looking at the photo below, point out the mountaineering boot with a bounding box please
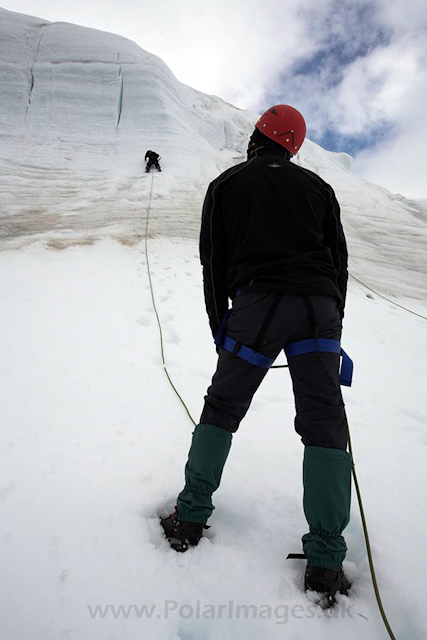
[305,565,351,607]
[160,506,206,552]
[176,423,233,523]
[302,446,352,570]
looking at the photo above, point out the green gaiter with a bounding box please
[177,423,232,523]
[302,445,352,571]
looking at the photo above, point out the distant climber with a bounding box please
[145,150,161,173]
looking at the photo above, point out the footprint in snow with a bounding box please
[166,330,180,345]
[0,481,17,502]
[161,313,174,323]
[136,316,152,326]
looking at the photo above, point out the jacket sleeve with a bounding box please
[199,180,229,338]
[323,187,348,318]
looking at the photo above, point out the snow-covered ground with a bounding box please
[1,237,426,640]
[1,7,427,640]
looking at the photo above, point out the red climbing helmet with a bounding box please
[255,105,306,155]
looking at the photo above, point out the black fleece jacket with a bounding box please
[199,148,348,338]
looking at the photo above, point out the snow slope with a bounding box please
[1,8,427,640]
[1,239,426,640]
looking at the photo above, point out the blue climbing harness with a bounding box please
[214,300,353,387]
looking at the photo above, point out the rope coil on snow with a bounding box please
[143,174,397,638]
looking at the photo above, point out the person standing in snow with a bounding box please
[161,105,351,602]
[145,150,162,173]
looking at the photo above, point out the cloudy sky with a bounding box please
[3,0,427,198]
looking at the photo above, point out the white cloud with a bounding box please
[330,41,421,134]
[352,47,427,198]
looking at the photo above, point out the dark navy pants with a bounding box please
[146,160,161,171]
[200,293,348,450]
